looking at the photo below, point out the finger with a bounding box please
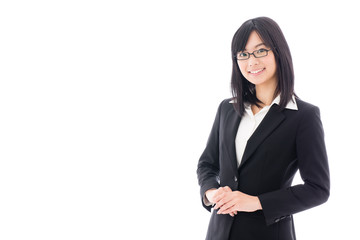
[228,211,237,217]
[215,186,231,197]
[213,192,227,204]
[212,192,222,202]
[214,186,232,202]
[213,195,222,204]
[219,189,233,199]
[214,192,232,209]
[213,200,223,210]
[220,205,237,215]
[214,197,226,209]
[217,199,236,214]
[212,188,222,200]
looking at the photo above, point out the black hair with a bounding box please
[230,17,295,116]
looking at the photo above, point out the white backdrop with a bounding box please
[1,0,359,239]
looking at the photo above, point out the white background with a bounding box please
[0,0,359,239]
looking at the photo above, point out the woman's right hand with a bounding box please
[205,186,237,217]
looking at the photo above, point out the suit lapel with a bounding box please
[239,104,285,169]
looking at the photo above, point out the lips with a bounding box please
[248,68,265,74]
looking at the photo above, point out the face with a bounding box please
[237,31,277,88]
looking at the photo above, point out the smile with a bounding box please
[248,68,265,74]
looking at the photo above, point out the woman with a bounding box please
[197,17,330,240]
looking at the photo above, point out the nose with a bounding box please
[248,54,259,67]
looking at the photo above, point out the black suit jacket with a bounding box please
[197,98,330,240]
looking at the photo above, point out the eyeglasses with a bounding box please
[235,48,272,60]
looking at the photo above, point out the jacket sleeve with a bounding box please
[258,105,330,226]
[197,100,225,212]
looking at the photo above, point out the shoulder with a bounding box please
[218,97,237,113]
[294,98,323,127]
[295,97,320,113]
[211,97,239,120]
[282,98,322,126]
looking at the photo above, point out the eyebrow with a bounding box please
[243,43,266,51]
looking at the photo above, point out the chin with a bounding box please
[247,79,267,86]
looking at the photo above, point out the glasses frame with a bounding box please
[235,49,272,60]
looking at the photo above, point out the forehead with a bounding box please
[244,31,265,50]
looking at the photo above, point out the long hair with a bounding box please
[230,17,295,116]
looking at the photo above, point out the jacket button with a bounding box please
[234,176,237,182]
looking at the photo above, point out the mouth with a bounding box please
[248,68,265,74]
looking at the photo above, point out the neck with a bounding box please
[255,80,278,106]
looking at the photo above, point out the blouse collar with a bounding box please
[229,95,298,111]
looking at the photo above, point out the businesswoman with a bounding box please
[197,17,330,240]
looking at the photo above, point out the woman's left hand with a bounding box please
[213,189,262,214]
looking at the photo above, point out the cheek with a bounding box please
[265,56,277,72]
[237,62,247,76]
[267,62,277,76]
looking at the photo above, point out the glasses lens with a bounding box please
[237,52,249,60]
[254,49,268,58]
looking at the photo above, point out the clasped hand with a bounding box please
[205,186,262,217]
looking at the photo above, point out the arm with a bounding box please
[258,106,330,226]
[197,100,224,211]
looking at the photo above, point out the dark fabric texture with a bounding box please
[197,98,330,240]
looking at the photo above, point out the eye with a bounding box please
[256,48,267,54]
[255,48,269,57]
[237,52,249,59]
